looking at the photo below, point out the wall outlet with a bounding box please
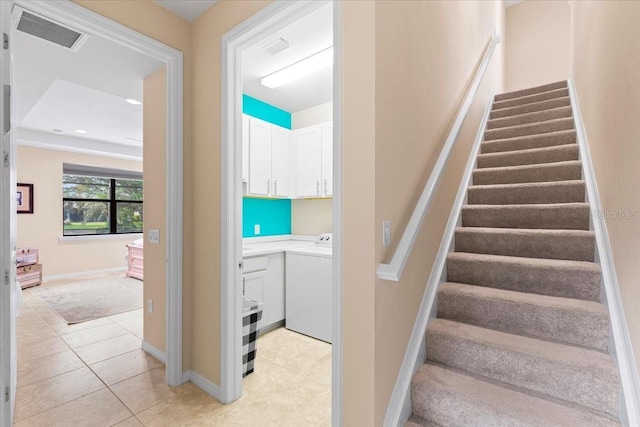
[148,229,160,244]
[254,224,260,235]
[383,220,391,247]
[148,299,153,314]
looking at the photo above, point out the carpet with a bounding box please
[31,274,143,324]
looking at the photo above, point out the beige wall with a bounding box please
[371,1,505,424]
[16,146,142,277]
[506,0,570,92]
[143,67,167,351]
[291,199,332,236]
[291,102,333,129]
[73,0,193,368]
[571,0,640,374]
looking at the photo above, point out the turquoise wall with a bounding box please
[242,94,291,129]
[242,95,292,237]
[243,198,291,237]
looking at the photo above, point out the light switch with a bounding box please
[383,220,391,247]
[148,229,160,244]
[254,224,260,235]
[148,298,153,313]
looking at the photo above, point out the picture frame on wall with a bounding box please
[17,183,34,214]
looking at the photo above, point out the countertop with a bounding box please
[242,238,315,257]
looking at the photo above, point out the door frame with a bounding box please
[220,1,343,424]
[5,0,185,387]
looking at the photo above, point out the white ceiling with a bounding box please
[243,3,333,113]
[13,14,164,156]
[153,0,218,22]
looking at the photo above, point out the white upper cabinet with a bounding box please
[295,126,323,197]
[271,126,291,197]
[245,116,290,198]
[248,117,272,196]
[321,123,333,197]
[242,115,250,182]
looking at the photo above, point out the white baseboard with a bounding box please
[43,266,127,283]
[568,78,640,426]
[141,341,167,365]
[187,370,224,402]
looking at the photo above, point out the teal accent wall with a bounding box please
[242,94,291,129]
[243,198,291,237]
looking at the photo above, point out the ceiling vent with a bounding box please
[263,37,291,56]
[12,6,90,52]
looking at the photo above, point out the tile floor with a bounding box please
[15,282,332,426]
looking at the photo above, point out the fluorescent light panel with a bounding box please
[261,47,333,89]
[126,99,142,105]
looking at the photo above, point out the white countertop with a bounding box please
[242,236,315,257]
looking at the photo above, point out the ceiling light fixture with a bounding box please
[53,129,64,134]
[126,99,142,105]
[75,129,87,134]
[261,46,333,89]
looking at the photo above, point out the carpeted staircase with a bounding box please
[407,81,622,426]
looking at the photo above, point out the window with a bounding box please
[62,165,143,236]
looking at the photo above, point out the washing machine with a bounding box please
[285,233,332,343]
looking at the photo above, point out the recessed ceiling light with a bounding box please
[126,99,142,105]
[75,129,87,134]
[53,129,63,133]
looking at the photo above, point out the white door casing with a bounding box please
[0,1,17,423]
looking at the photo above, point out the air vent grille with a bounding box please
[14,8,88,51]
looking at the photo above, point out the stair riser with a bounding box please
[446,255,601,301]
[437,286,609,351]
[426,329,619,416]
[487,107,572,130]
[468,182,585,205]
[495,81,568,102]
[462,205,591,230]
[477,145,579,168]
[473,162,582,185]
[490,97,571,119]
[455,229,595,262]
[481,131,576,154]
[484,118,574,141]
[493,88,570,110]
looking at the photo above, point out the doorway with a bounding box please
[1,1,184,423]
[221,1,342,425]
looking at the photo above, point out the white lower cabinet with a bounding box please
[242,252,285,330]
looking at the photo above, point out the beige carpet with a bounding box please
[31,274,142,324]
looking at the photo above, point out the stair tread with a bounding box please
[469,179,585,190]
[474,159,581,174]
[481,129,576,150]
[487,106,572,129]
[477,143,578,160]
[484,117,574,141]
[405,415,441,427]
[447,251,600,273]
[495,81,568,101]
[493,87,569,110]
[486,116,573,132]
[490,96,572,119]
[455,226,594,237]
[412,364,620,427]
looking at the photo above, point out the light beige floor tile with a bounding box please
[110,366,175,414]
[300,352,332,388]
[257,328,332,375]
[135,382,224,426]
[17,322,57,343]
[112,416,143,426]
[48,315,115,335]
[17,349,85,388]
[74,333,141,365]
[192,397,279,427]
[13,388,132,427]
[243,374,331,427]
[18,335,70,362]
[90,349,162,386]
[242,357,298,396]
[109,310,144,338]
[14,366,105,422]
[60,322,128,348]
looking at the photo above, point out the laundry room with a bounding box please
[234,1,334,422]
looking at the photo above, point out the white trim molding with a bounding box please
[142,340,167,365]
[377,33,501,282]
[220,2,341,422]
[568,78,640,426]
[384,95,495,427]
[14,0,185,388]
[187,370,224,402]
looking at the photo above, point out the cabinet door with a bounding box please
[295,126,322,197]
[242,115,249,182]
[243,270,267,324]
[321,123,333,197]
[271,126,290,197]
[248,118,272,196]
[264,252,285,326]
